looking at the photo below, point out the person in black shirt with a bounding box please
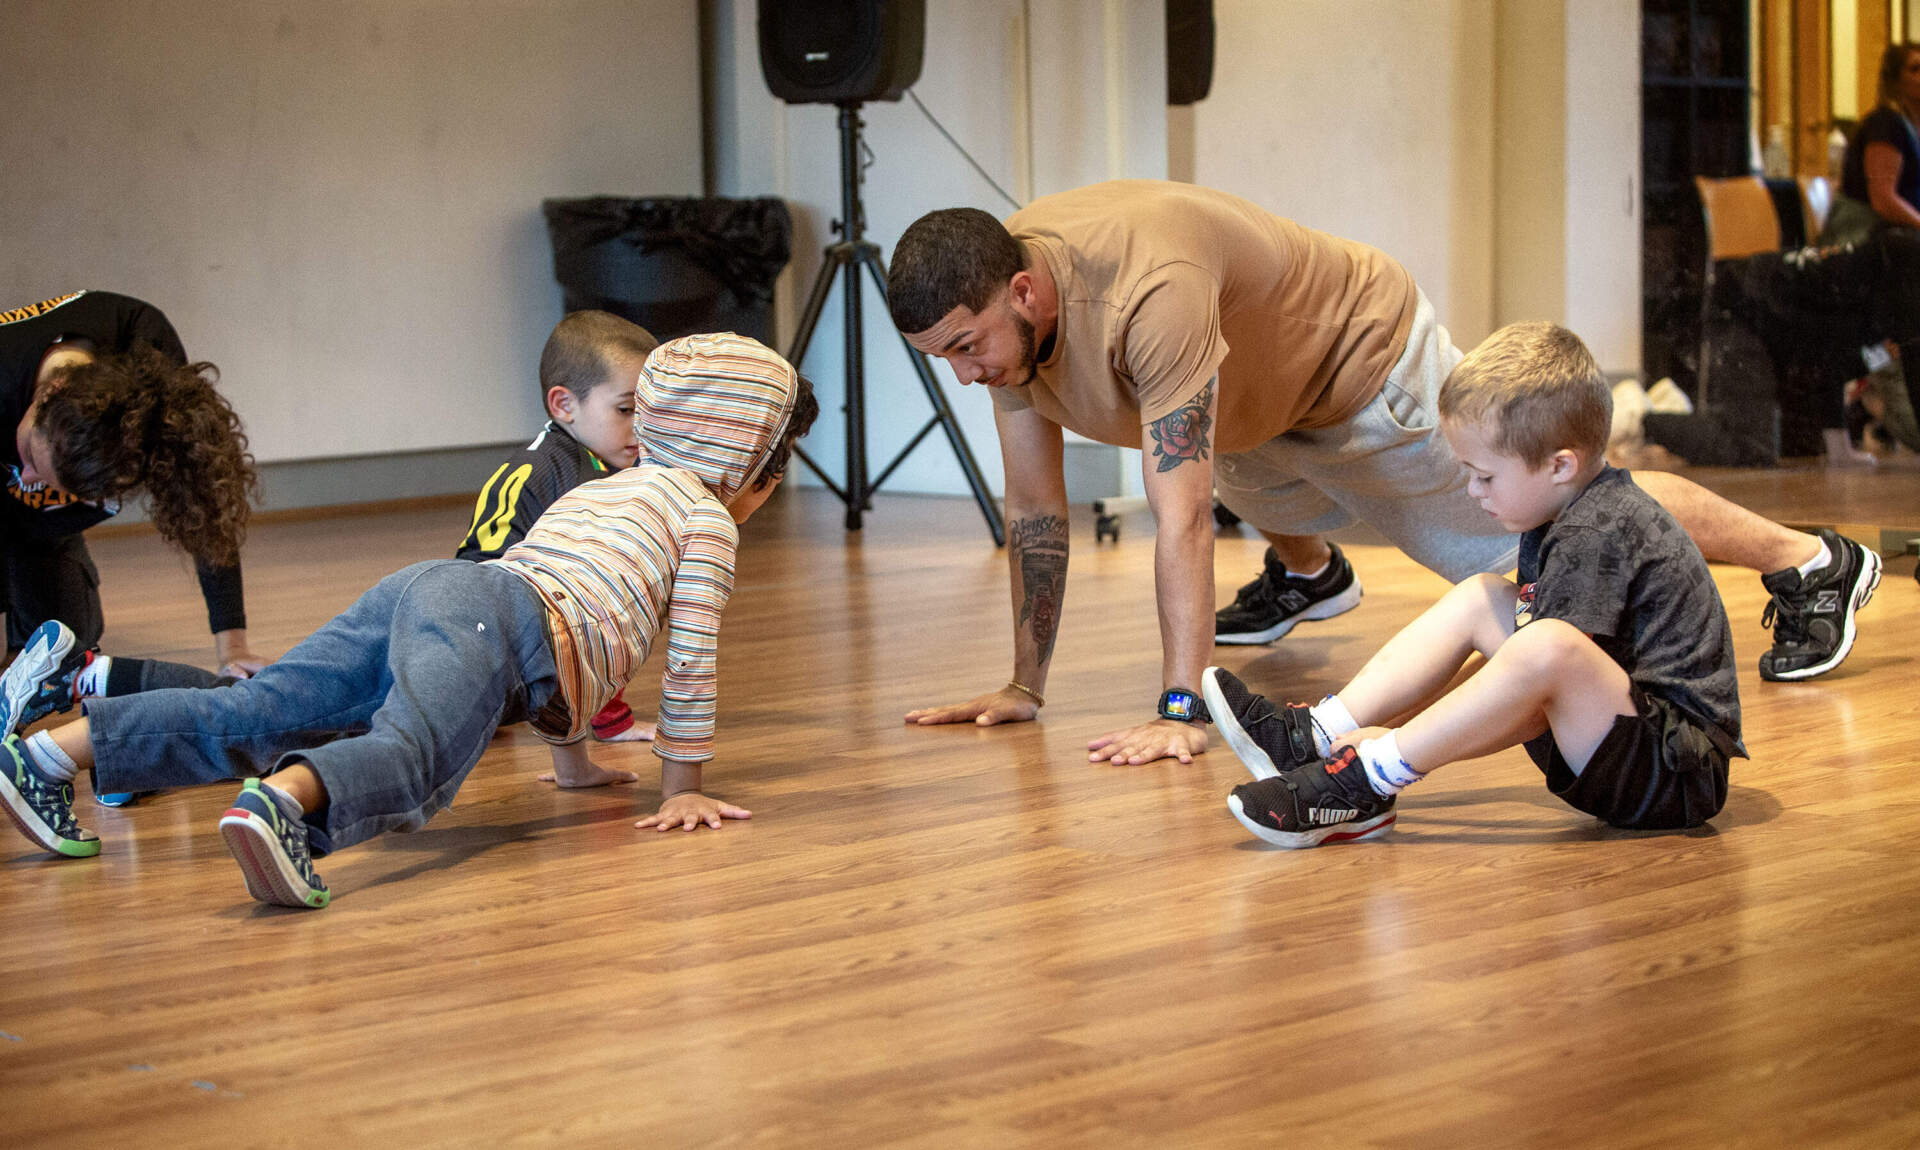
[1832,43,1920,240]
[1210,324,1750,848]
[456,309,659,743]
[3,290,263,675]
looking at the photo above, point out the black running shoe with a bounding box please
[219,779,329,909]
[1214,543,1363,645]
[1226,746,1396,848]
[1201,666,1322,781]
[1759,529,1882,681]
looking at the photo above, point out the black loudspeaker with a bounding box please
[1167,0,1214,106]
[757,0,925,105]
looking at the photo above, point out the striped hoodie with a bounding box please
[492,333,799,763]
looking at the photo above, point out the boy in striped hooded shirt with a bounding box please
[0,333,818,909]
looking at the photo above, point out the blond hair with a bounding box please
[1438,322,1610,467]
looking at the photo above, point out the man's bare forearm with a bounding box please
[1008,512,1068,685]
[1143,378,1219,692]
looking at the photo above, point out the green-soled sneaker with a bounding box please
[0,734,100,857]
[218,779,329,909]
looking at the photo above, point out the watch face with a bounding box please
[1161,689,1200,721]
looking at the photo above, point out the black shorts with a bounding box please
[1524,689,1730,830]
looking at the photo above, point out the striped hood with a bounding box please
[635,332,798,505]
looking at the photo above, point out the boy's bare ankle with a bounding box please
[262,764,327,815]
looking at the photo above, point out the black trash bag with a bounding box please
[541,196,792,345]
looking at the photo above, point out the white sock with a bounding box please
[1288,557,1330,581]
[1357,731,1424,795]
[73,654,111,699]
[260,781,307,819]
[22,730,79,783]
[1796,537,1833,579]
[1307,695,1357,757]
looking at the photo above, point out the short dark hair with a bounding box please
[538,310,659,405]
[754,373,820,491]
[887,207,1026,334]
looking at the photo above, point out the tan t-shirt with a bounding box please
[993,181,1417,454]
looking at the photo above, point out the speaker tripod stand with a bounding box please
[785,102,1005,545]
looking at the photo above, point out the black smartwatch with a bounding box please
[1158,687,1207,723]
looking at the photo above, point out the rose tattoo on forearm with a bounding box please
[1148,379,1214,472]
[1010,514,1068,668]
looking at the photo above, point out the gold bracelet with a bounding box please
[1006,679,1045,707]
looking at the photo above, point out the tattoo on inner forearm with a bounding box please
[1148,379,1214,473]
[1010,515,1068,667]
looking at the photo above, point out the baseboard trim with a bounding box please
[88,441,522,536]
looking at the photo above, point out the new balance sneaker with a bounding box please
[1759,529,1882,681]
[0,734,100,857]
[1214,543,1363,645]
[218,779,329,909]
[1,620,85,736]
[1201,666,1322,781]
[1226,746,1396,848]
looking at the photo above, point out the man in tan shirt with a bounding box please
[889,181,1876,767]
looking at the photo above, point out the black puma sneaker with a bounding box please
[1227,746,1396,848]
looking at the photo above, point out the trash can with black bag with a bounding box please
[541,196,791,344]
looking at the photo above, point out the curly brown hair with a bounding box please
[34,344,260,565]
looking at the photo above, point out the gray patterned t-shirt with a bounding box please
[1515,466,1744,757]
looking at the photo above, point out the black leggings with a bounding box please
[1723,228,1920,445]
[1,527,103,653]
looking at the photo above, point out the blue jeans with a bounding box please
[86,560,560,854]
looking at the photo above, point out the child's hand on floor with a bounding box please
[637,791,751,832]
[539,742,640,788]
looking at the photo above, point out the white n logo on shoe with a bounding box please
[1814,590,1841,614]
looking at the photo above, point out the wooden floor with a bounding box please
[3,468,1918,1148]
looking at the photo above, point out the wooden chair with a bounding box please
[1798,175,1833,240]
[1693,175,1782,407]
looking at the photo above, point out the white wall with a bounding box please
[707,0,1167,501]
[0,0,702,463]
[4,1,1646,490]
[1562,2,1643,372]
[1186,0,1638,374]
[1191,0,1499,349]
[1494,0,1569,330]
[710,0,1646,499]
[1494,0,1643,373]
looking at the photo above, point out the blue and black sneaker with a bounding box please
[218,779,329,909]
[1,620,87,736]
[1227,746,1396,849]
[0,734,100,857]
